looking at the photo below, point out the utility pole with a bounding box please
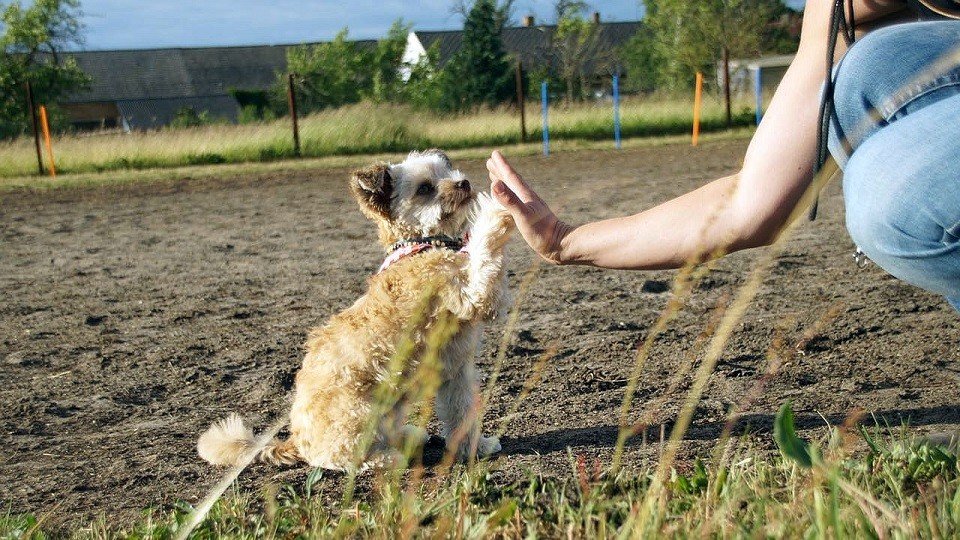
[25,81,44,175]
[286,73,301,157]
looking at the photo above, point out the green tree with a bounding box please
[762,2,803,54]
[441,0,514,111]
[369,19,411,103]
[619,24,659,92]
[552,0,588,23]
[642,0,776,90]
[0,0,89,139]
[551,2,609,103]
[280,20,410,114]
[284,28,369,113]
[399,42,449,110]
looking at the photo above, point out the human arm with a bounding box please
[488,0,907,270]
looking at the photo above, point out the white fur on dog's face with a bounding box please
[388,150,475,237]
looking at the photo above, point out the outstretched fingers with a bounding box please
[487,150,539,203]
[490,176,529,216]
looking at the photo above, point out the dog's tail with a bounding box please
[197,413,302,467]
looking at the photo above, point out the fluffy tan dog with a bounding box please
[198,149,513,471]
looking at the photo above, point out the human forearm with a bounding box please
[557,174,745,270]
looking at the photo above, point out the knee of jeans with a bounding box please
[834,22,960,123]
[844,164,914,260]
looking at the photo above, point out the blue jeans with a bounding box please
[828,21,960,311]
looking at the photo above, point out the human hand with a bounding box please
[486,150,573,265]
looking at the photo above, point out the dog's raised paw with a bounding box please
[475,192,508,215]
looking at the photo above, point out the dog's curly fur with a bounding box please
[198,149,514,471]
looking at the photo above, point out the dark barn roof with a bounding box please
[414,21,643,71]
[61,40,375,128]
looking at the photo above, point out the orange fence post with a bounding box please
[692,72,703,147]
[38,105,56,177]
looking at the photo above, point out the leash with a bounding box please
[810,0,856,221]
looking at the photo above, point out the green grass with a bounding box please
[0,94,757,179]
[0,128,755,193]
[5,426,959,538]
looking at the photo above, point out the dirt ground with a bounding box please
[2,140,959,528]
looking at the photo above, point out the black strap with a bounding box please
[810,0,856,221]
[388,235,464,253]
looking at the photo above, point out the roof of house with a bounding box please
[728,53,796,70]
[413,20,643,69]
[63,40,376,103]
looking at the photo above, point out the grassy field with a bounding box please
[0,128,755,192]
[0,94,756,179]
[4,418,959,538]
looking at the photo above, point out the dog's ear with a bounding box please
[422,148,452,168]
[350,163,393,218]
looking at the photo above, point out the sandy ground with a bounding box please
[2,140,958,527]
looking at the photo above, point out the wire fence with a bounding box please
[4,67,768,180]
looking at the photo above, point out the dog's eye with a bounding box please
[416,182,435,196]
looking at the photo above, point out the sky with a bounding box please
[76,0,806,51]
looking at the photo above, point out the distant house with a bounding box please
[721,54,795,97]
[61,40,372,130]
[402,14,643,84]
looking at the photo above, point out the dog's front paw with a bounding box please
[475,192,514,227]
[476,191,505,213]
[470,194,514,251]
[450,435,502,461]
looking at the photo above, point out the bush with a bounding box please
[169,107,213,128]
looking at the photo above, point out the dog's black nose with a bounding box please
[456,179,471,191]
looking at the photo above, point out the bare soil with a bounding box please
[2,140,958,528]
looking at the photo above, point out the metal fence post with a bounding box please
[25,81,44,175]
[541,81,549,157]
[612,73,621,150]
[286,73,301,157]
[754,66,763,125]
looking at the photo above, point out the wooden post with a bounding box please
[38,105,56,177]
[692,72,703,147]
[286,73,301,157]
[722,46,731,127]
[514,61,527,142]
[612,73,621,149]
[25,81,44,175]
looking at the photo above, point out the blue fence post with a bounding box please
[612,73,622,150]
[541,81,549,156]
[753,66,763,125]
